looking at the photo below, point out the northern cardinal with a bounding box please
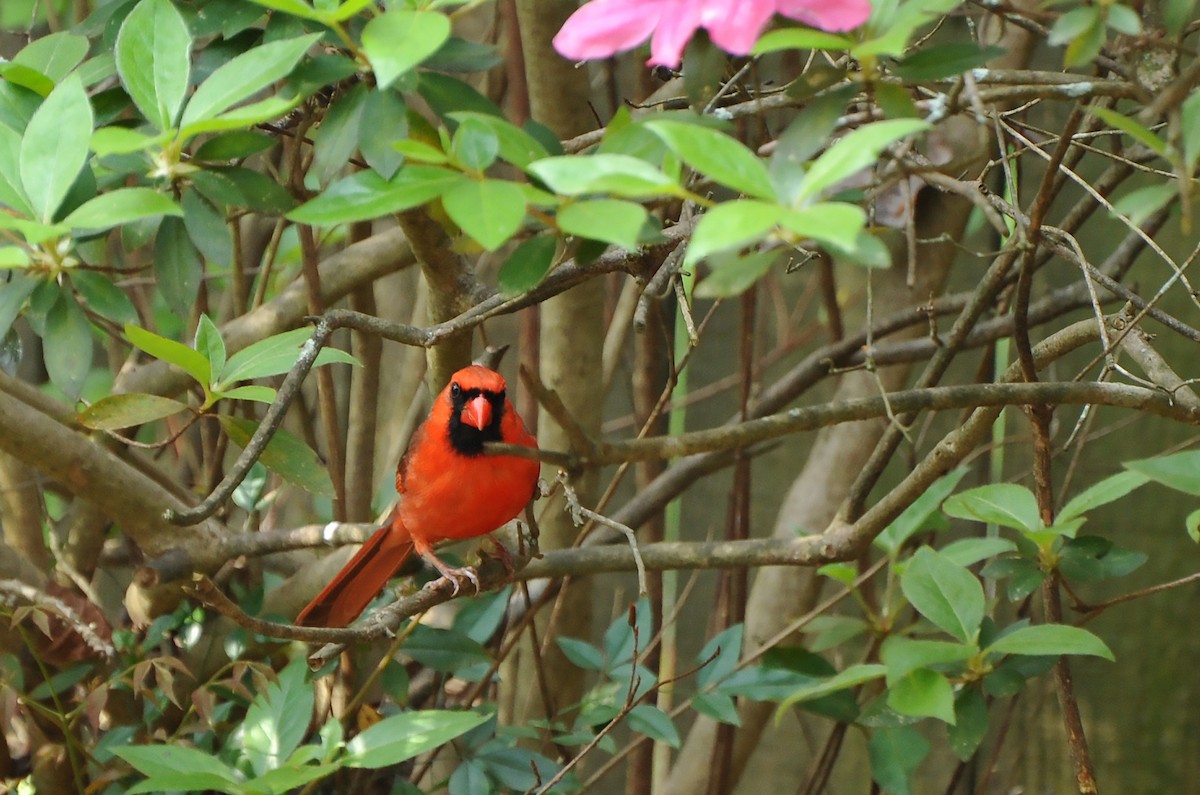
[296,365,539,628]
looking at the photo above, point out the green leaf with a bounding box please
[125,322,211,387]
[0,124,33,216]
[775,663,886,714]
[0,273,37,341]
[938,537,1018,568]
[194,314,226,379]
[182,188,233,266]
[287,166,461,225]
[220,415,334,498]
[557,636,605,671]
[557,199,646,252]
[1188,509,1200,543]
[868,725,930,795]
[449,111,549,169]
[154,216,203,317]
[242,657,313,777]
[90,126,164,156]
[0,247,30,269]
[685,199,782,265]
[78,393,188,429]
[880,636,974,684]
[901,547,985,643]
[1105,4,1141,35]
[0,63,53,97]
[1165,0,1198,34]
[441,178,526,251]
[62,187,181,230]
[310,83,366,187]
[696,624,744,689]
[1058,535,1146,582]
[116,745,242,793]
[358,89,408,178]
[694,249,781,299]
[1058,470,1149,522]
[527,154,680,198]
[693,692,741,725]
[244,0,321,19]
[942,482,1041,532]
[752,28,853,54]
[985,623,1114,661]
[451,115,500,172]
[875,469,969,554]
[779,202,866,250]
[179,35,319,133]
[193,130,276,162]
[627,705,681,748]
[20,73,93,222]
[217,326,357,388]
[644,119,776,200]
[404,624,492,673]
[361,10,451,89]
[345,710,488,769]
[43,291,93,399]
[796,119,929,205]
[12,32,89,83]
[181,94,304,137]
[892,43,1006,81]
[115,0,192,131]
[498,235,556,296]
[216,384,277,403]
[887,668,956,723]
[1089,107,1167,157]
[1126,450,1200,496]
[948,686,989,760]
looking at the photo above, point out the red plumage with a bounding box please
[296,365,539,628]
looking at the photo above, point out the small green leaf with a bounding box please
[1089,107,1167,157]
[451,116,500,172]
[796,119,929,205]
[527,154,680,198]
[938,537,1018,568]
[182,188,233,266]
[695,249,781,298]
[498,235,556,296]
[393,139,449,164]
[345,710,488,769]
[557,199,646,252]
[115,0,192,130]
[220,415,334,498]
[875,469,969,554]
[696,624,744,688]
[752,28,853,54]
[361,10,451,89]
[310,84,366,187]
[868,725,930,795]
[892,43,1006,81]
[154,216,203,317]
[901,547,985,643]
[287,166,461,225]
[115,745,241,792]
[880,637,974,684]
[1125,450,1200,495]
[985,623,1114,661]
[20,73,93,222]
[0,247,30,269]
[90,126,163,156]
[1105,4,1141,35]
[194,315,226,379]
[12,32,89,84]
[693,692,741,725]
[685,199,782,265]
[62,187,181,230]
[242,657,313,777]
[449,111,549,169]
[1058,470,1149,522]
[179,35,319,133]
[779,202,866,250]
[627,705,681,748]
[1187,509,1200,543]
[193,130,276,162]
[887,668,956,723]
[43,292,93,399]
[644,119,776,200]
[942,483,1041,532]
[125,322,211,387]
[441,178,526,251]
[0,124,33,216]
[359,89,408,178]
[78,393,188,429]
[216,384,276,403]
[218,327,357,388]
[775,663,886,714]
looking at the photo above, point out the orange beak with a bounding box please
[463,394,492,430]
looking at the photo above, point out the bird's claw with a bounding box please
[424,566,482,596]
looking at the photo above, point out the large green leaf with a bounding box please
[685,199,781,266]
[774,663,886,713]
[868,725,930,795]
[115,0,192,131]
[985,624,1114,661]
[796,119,929,205]
[288,166,462,225]
[1058,470,1150,522]
[12,32,89,83]
[644,119,776,200]
[62,187,181,230]
[154,216,203,317]
[1125,450,1200,496]
[527,154,680,198]
[875,468,969,554]
[220,416,334,498]
[242,657,313,777]
[115,745,242,794]
[43,291,93,399]
[778,202,866,250]
[179,35,319,134]
[345,710,488,769]
[310,84,366,187]
[448,111,549,169]
[0,124,33,215]
[361,10,451,89]
[125,322,211,387]
[880,636,975,684]
[216,327,357,389]
[942,483,1041,533]
[498,234,556,296]
[556,199,646,252]
[887,668,956,723]
[901,547,985,643]
[20,73,93,222]
[441,178,526,251]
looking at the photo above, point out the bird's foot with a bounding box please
[483,538,516,577]
[423,565,481,596]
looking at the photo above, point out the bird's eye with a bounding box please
[450,382,461,398]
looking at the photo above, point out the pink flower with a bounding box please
[553,0,871,68]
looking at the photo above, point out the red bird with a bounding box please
[296,365,539,628]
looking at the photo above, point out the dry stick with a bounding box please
[1044,572,1098,794]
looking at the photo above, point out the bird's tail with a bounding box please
[295,518,414,628]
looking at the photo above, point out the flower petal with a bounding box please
[774,0,872,31]
[647,2,704,66]
[700,0,775,55]
[553,0,667,61]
